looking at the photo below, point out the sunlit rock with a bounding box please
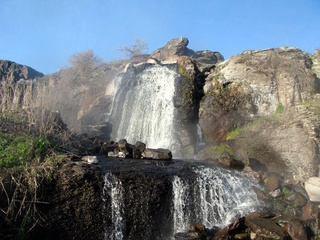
[82,155,98,164]
[305,177,320,202]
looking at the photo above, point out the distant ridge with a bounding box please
[0,60,44,82]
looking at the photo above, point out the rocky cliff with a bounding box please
[198,47,320,183]
[0,60,44,83]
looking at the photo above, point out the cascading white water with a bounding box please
[173,165,261,234]
[103,172,124,240]
[195,123,205,154]
[173,176,190,232]
[113,64,178,149]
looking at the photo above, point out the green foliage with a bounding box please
[275,102,284,114]
[17,207,30,240]
[0,134,58,170]
[210,144,233,157]
[0,111,64,238]
[281,186,293,197]
[226,127,242,140]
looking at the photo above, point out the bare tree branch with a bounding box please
[118,37,148,58]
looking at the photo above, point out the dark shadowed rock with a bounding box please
[284,191,307,207]
[174,232,199,240]
[135,141,146,153]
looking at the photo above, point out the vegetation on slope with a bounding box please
[0,110,65,239]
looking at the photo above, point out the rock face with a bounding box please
[0,60,44,83]
[199,47,320,182]
[200,47,319,142]
[0,60,45,111]
[30,161,105,240]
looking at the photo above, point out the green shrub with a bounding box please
[210,144,233,157]
[226,127,242,140]
[0,134,56,170]
[276,102,284,114]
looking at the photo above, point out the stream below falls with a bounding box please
[100,158,265,240]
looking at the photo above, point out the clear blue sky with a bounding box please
[1,0,319,74]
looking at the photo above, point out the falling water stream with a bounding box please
[101,63,264,239]
[109,64,179,150]
[102,162,263,239]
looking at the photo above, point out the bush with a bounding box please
[118,37,148,58]
[0,134,56,170]
[0,111,64,239]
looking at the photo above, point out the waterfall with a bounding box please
[110,64,179,150]
[173,176,190,232]
[173,165,261,234]
[102,160,264,238]
[103,172,124,240]
[195,123,205,154]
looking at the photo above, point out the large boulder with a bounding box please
[141,148,172,160]
[150,37,224,67]
[150,37,191,61]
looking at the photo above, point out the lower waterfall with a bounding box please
[102,160,263,239]
[173,165,261,234]
[103,172,124,240]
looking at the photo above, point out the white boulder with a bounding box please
[305,177,320,202]
[82,156,99,164]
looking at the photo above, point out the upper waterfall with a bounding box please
[109,63,181,152]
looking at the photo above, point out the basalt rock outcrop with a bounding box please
[150,37,224,69]
[198,47,320,182]
[0,60,44,83]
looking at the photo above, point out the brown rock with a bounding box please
[245,212,288,239]
[285,220,308,240]
[285,191,307,207]
[212,227,228,240]
[234,233,249,239]
[217,153,245,170]
[302,203,319,221]
[174,232,199,240]
[264,175,280,193]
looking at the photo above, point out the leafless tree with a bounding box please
[118,37,148,58]
[69,49,104,78]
